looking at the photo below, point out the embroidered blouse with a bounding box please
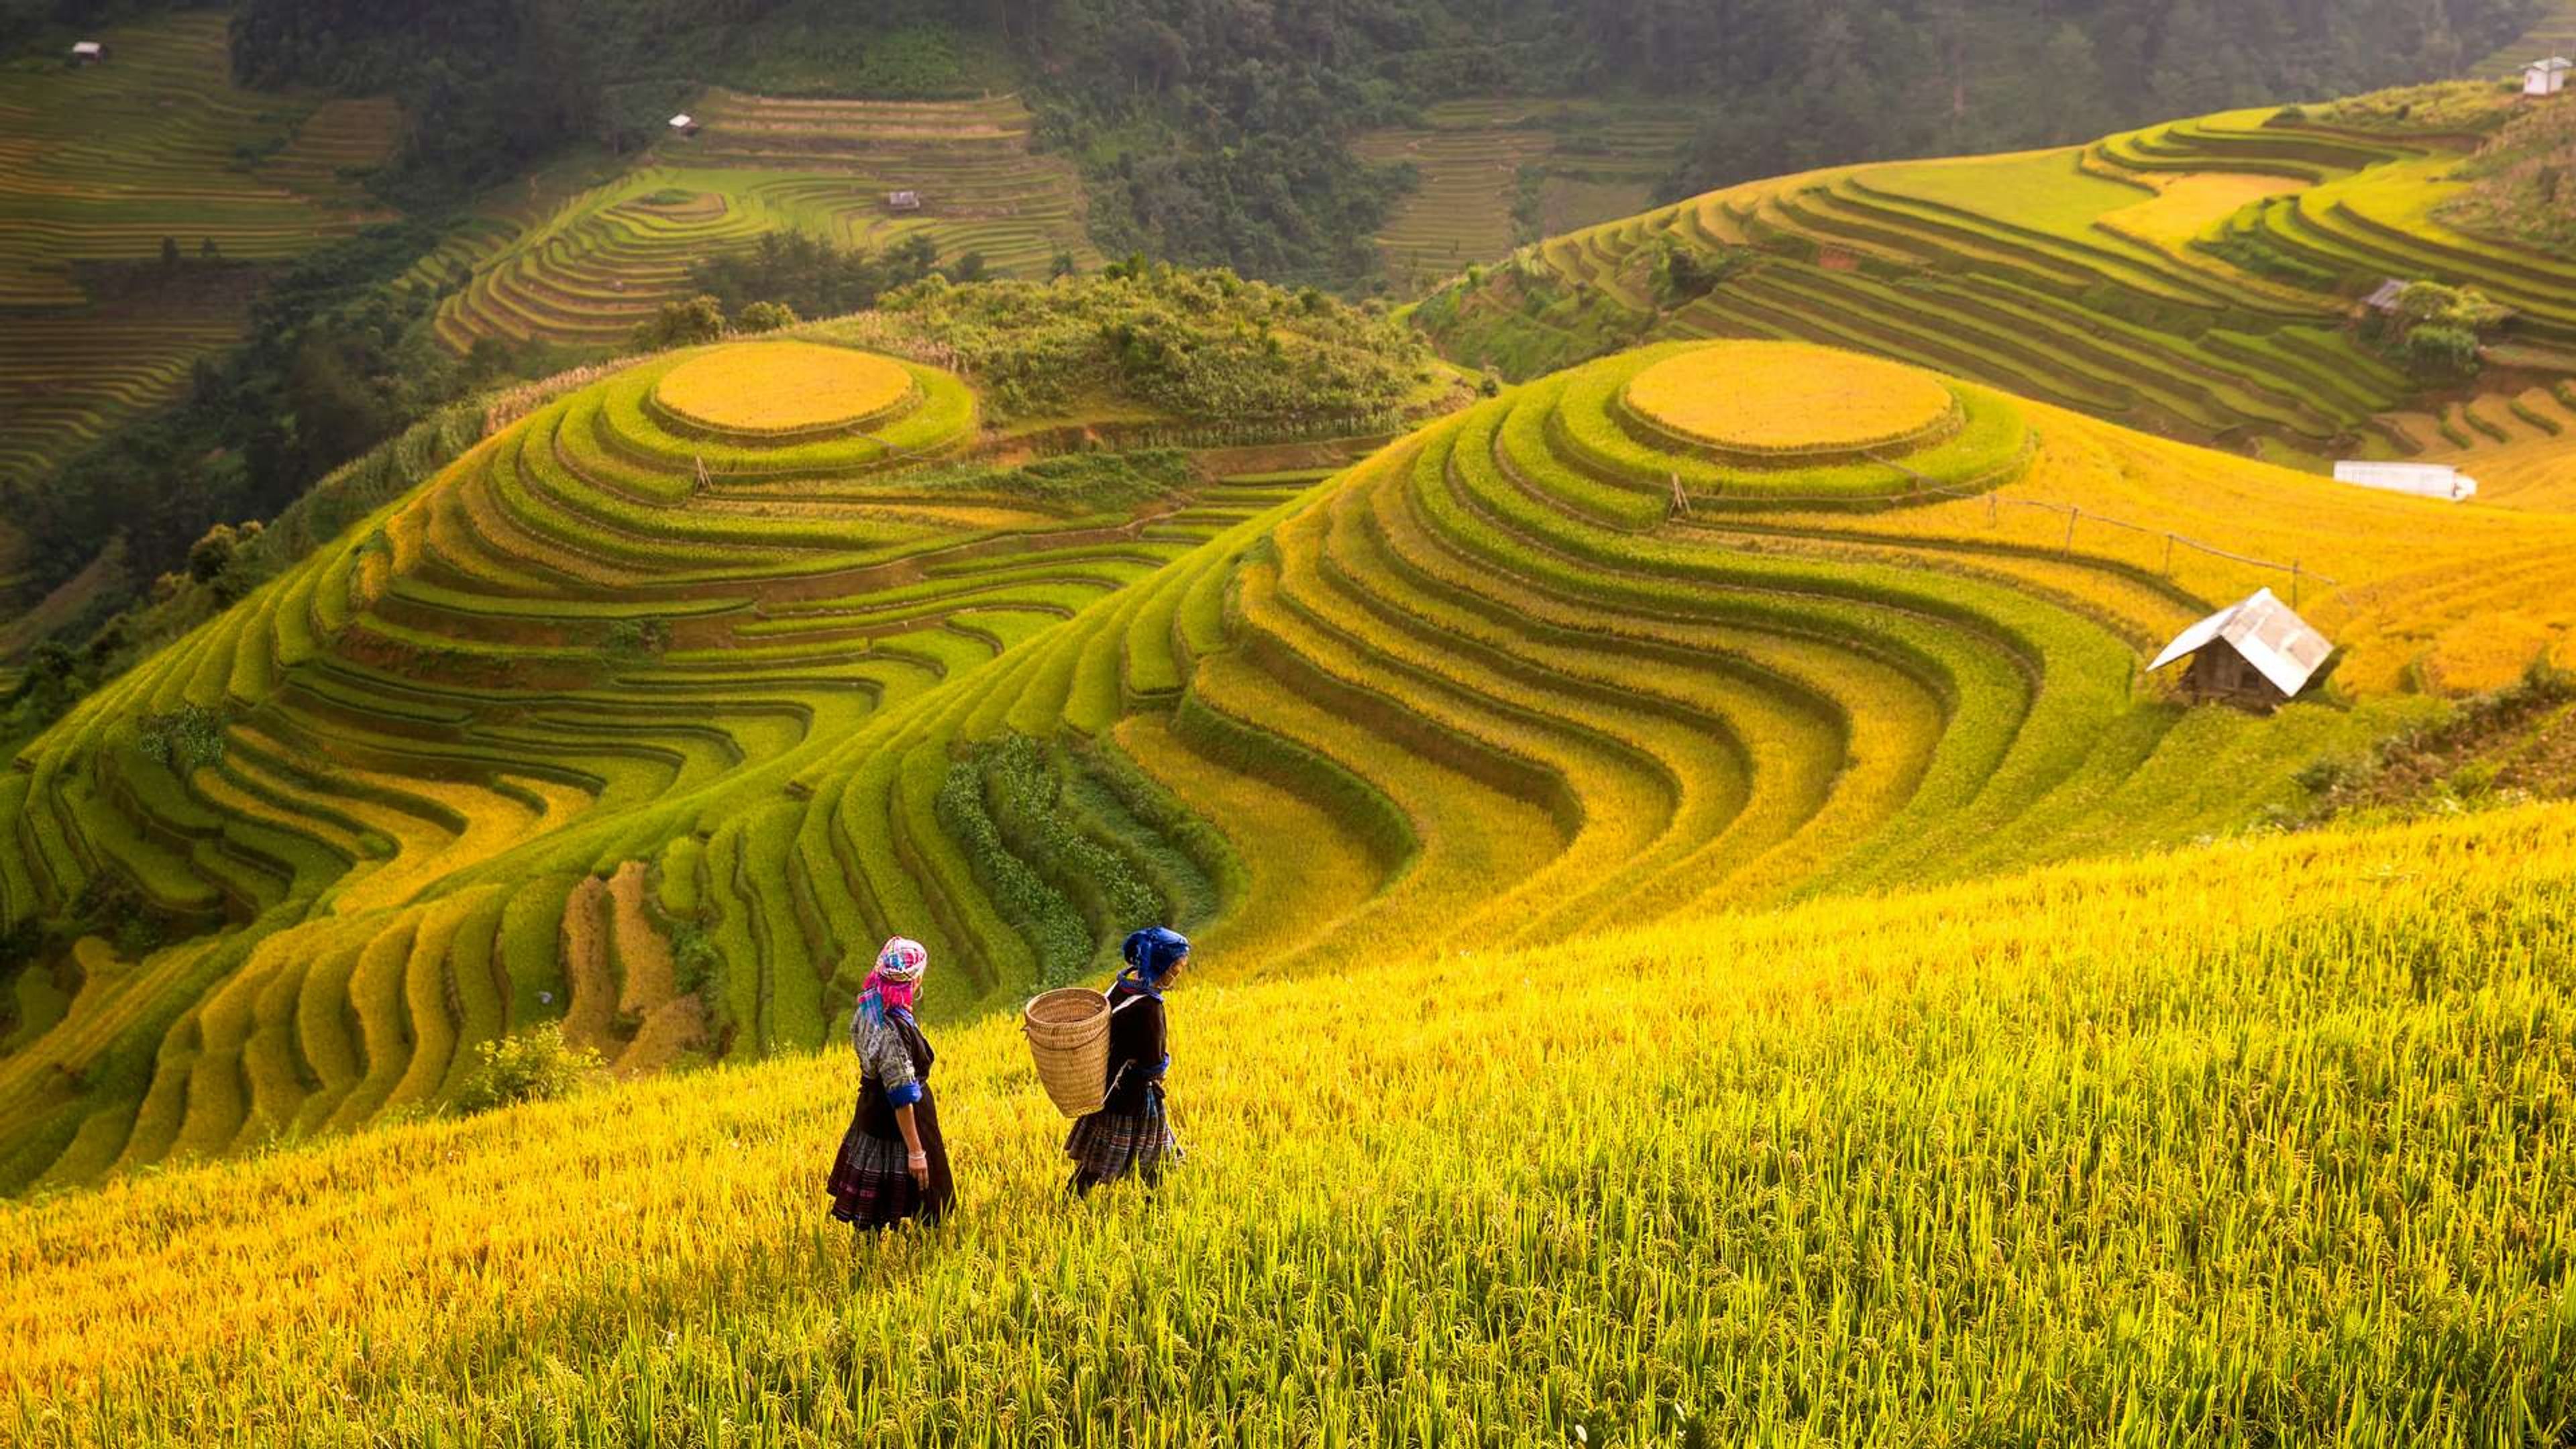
[850,1002,923,1108]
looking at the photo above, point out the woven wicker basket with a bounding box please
[1022,986,1111,1118]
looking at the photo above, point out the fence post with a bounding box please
[1988,490,1998,527]
[2063,507,2079,553]
[2163,533,2174,575]
[2292,560,2301,608]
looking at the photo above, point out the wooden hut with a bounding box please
[885,189,923,213]
[70,40,105,64]
[2526,56,2571,97]
[2360,278,2408,317]
[2149,588,2333,711]
[667,113,700,138]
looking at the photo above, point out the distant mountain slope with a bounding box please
[1410,88,2576,475]
[1352,99,1694,296]
[424,92,1099,354]
[0,11,394,592]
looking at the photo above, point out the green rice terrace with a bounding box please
[1352,98,1695,297]
[0,10,394,592]
[421,91,1099,354]
[17,318,2575,1193]
[1410,85,2576,478]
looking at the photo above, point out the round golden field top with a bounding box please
[653,341,915,433]
[1623,341,1955,454]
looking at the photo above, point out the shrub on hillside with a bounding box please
[861,267,1446,425]
[630,295,728,352]
[457,1024,603,1115]
[735,301,798,333]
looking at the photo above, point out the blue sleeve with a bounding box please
[885,1081,924,1108]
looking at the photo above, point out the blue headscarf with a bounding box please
[1116,926,1189,999]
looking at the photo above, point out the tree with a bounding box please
[631,294,727,350]
[737,300,798,333]
[160,235,180,267]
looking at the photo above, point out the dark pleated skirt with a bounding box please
[826,1085,953,1230]
[1065,1092,1178,1186]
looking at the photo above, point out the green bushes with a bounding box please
[455,1022,603,1114]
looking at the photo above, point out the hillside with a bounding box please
[16,325,2576,1191]
[421,92,1100,355]
[3,801,2570,1441]
[0,11,394,596]
[1411,88,2576,474]
[1351,99,1695,297]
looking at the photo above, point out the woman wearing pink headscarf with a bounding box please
[826,936,953,1230]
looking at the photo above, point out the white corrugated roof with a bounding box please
[70,40,102,54]
[668,113,694,127]
[2533,56,2573,70]
[2149,588,2333,697]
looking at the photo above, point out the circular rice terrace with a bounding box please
[1558,341,2031,511]
[1623,341,1960,461]
[651,340,920,440]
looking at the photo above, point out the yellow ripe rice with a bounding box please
[652,341,915,434]
[1623,340,1954,453]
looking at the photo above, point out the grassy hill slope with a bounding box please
[1410,89,2576,476]
[3,800,2570,1442]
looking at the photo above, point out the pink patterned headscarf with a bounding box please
[859,936,928,1020]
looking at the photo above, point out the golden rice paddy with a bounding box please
[1621,340,1957,455]
[652,341,916,434]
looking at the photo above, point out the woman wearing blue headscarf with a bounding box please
[1065,926,1189,1196]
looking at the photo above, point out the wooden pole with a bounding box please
[2163,533,2175,575]
[2063,506,2079,553]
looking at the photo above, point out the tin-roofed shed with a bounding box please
[667,113,699,137]
[2150,588,2334,710]
[70,40,104,62]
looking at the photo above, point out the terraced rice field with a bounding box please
[430,93,1098,353]
[13,335,2561,1193]
[2400,382,2576,511]
[2473,0,2576,75]
[0,11,395,581]
[0,331,1390,1189]
[1353,99,1693,294]
[1416,102,2576,469]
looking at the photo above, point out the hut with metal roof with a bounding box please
[885,189,923,212]
[70,40,105,63]
[2526,56,2570,97]
[2149,588,2334,711]
[667,113,700,138]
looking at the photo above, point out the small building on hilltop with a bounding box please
[885,190,924,212]
[2333,459,2477,500]
[667,113,700,138]
[2150,588,2334,711]
[2361,278,2408,316]
[70,40,105,64]
[2528,56,2571,97]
